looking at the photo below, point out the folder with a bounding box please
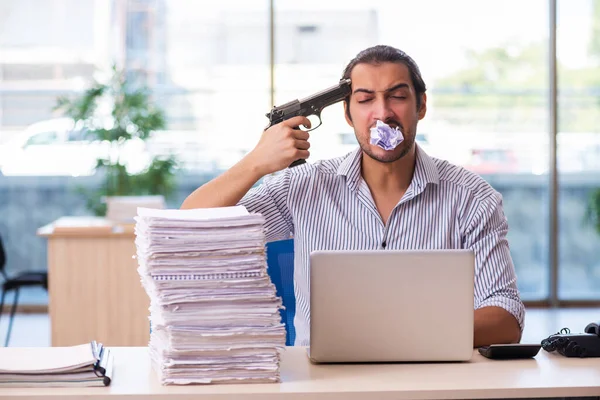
[0,341,113,387]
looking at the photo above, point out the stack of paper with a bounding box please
[134,206,286,385]
[0,342,113,387]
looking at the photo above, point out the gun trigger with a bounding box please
[305,114,322,132]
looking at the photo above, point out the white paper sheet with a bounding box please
[135,207,286,385]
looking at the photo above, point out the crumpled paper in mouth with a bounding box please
[369,120,404,151]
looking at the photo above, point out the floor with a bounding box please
[0,308,598,347]
[0,313,50,347]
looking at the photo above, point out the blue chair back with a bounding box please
[265,239,296,346]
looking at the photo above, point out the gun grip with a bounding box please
[289,159,306,168]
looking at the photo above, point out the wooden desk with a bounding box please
[37,217,149,347]
[1,347,600,399]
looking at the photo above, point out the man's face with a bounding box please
[344,62,427,163]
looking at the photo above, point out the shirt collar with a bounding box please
[336,147,363,192]
[336,144,439,193]
[412,144,440,192]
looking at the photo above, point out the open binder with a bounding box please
[0,341,113,387]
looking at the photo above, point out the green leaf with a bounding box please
[585,188,600,235]
[56,66,179,216]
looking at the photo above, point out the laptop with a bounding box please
[308,249,475,363]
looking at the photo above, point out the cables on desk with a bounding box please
[541,326,600,358]
[541,327,569,352]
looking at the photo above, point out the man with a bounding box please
[182,45,525,348]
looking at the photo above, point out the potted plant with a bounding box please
[586,188,600,235]
[54,66,178,217]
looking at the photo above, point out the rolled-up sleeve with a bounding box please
[238,170,294,242]
[463,191,525,332]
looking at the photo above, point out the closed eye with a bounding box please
[391,96,406,100]
[357,98,373,104]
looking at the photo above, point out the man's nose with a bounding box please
[373,98,394,121]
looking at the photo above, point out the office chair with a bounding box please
[0,234,48,346]
[265,238,296,346]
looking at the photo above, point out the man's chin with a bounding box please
[367,145,402,163]
[364,144,408,163]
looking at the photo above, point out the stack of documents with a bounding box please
[135,206,286,385]
[0,341,113,387]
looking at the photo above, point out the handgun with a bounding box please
[265,78,352,168]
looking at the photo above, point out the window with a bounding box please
[275,0,550,300]
[557,0,600,299]
[1,0,599,306]
[25,132,59,147]
[67,128,90,142]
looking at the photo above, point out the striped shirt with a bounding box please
[239,145,525,346]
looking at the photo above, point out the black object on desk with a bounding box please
[541,323,600,358]
[478,344,541,360]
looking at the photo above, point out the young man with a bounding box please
[182,45,524,348]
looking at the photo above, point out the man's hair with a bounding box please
[342,45,427,119]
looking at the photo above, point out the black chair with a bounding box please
[0,234,48,346]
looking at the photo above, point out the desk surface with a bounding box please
[1,346,600,399]
[37,217,135,238]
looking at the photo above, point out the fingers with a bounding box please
[294,139,311,150]
[283,116,312,130]
[260,115,312,168]
[292,129,310,140]
[295,149,310,160]
[284,145,309,163]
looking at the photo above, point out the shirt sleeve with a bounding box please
[237,170,294,242]
[463,190,525,332]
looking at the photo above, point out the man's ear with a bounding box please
[418,93,427,120]
[344,100,354,127]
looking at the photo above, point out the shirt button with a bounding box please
[381,241,387,249]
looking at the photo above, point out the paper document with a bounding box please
[0,341,113,387]
[135,205,286,385]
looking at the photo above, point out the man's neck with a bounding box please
[361,146,417,194]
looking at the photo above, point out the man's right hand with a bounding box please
[246,116,312,176]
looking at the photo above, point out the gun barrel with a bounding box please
[299,78,351,103]
[265,78,352,127]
